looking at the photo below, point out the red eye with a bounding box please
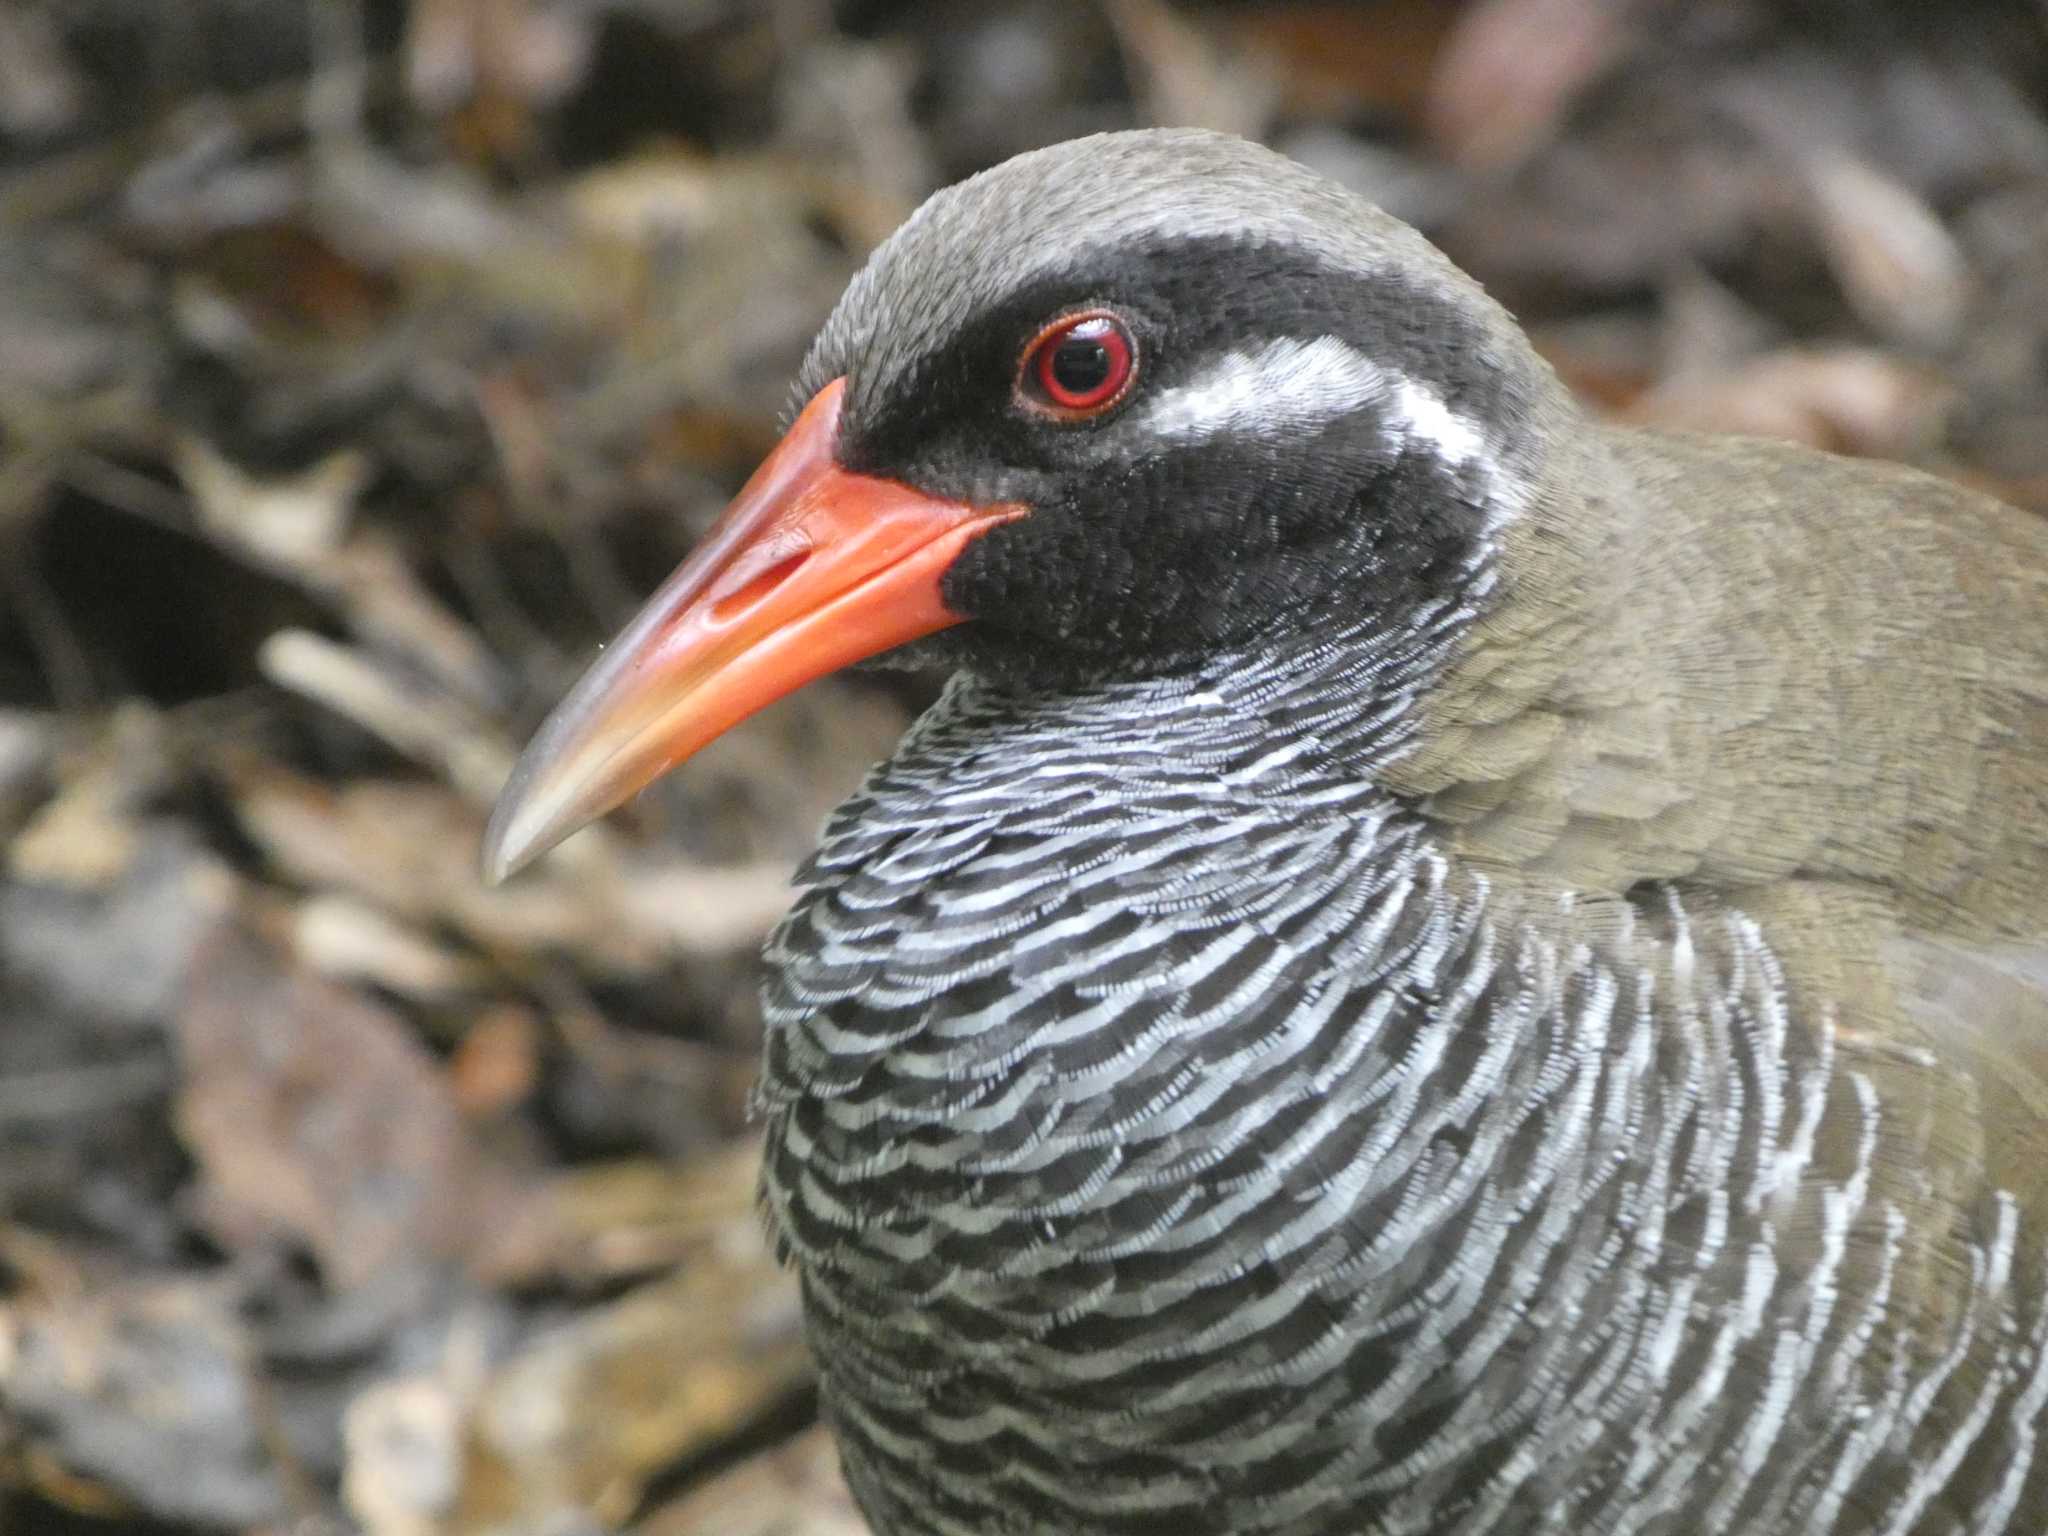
[1022,311,1136,417]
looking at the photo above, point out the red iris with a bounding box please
[1023,311,1136,417]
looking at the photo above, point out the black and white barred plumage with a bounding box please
[490,127,2048,1534]
[761,609,2047,1536]
[754,130,2048,1534]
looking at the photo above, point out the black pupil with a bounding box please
[1050,329,1114,396]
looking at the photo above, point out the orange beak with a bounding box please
[481,378,1024,881]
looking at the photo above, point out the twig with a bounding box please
[59,454,195,537]
[0,532,97,712]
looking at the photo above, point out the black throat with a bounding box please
[880,432,1507,695]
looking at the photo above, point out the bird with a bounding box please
[484,129,2048,1535]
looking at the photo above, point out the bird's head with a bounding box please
[484,129,1558,880]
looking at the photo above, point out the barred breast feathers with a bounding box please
[755,602,2048,1535]
[755,393,2048,1533]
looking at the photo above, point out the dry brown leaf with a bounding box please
[226,764,652,970]
[1106,0,1281,139]
[616,861,809,958]
[448,1002,544,1120]
[488,1139,766,1288]
[7,703,171,890]
[1656,266,1780,382]
[1,1262,288,1529]
[293,893,488,999]
[344,1251,808,1536]
[1426,0,1636,172]
[340,1313,495,1536]
[175,926,529,1292]
[173,436,370,570]
[341,1372,469,1536]
[258,629,512,806]
[407,0,592,116]
[1223,1,1459,125]
[155,428,501,720]
[228,757,797,970]
[333,537,505,710]
[462,1263,807,1532]
[1802,154,1971,353]
[1623,346,1956,458]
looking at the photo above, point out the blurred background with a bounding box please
[0,1,2045,1532]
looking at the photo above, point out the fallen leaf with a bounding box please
[1426,0,1635,172]
[489,1139,766,1288]
[449,1254,809,1534]
[1624,345,1955,458]
[1,1258,288,1529]
[173,436,371,571]
[1223,0,1459,125]
[293,892,489,999]
[0,823,236,1033]
[1802,154,1971,352]
[258,628,512,806]
[175,926,528,1292]
[1106,0,1281,139]
[448,1002,543,1120]
[8,704,171,890]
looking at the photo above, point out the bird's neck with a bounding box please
[750,583,1905,1534]
[758,599,1490,1127]
[930,574,1496,804]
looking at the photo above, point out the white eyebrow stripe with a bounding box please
[1140,336,1389,442]
[1139,336,1486,468]
[1135,334,1520,530]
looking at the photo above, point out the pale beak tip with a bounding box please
[479,788,554,886]
[478,821,525,888]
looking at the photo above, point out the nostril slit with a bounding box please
[711,552,810,621]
